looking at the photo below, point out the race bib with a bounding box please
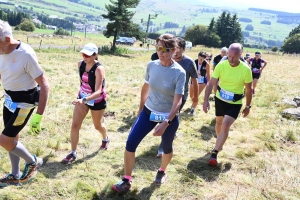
[252,68,259,73]
[4,94,18,113]
[149,111,169,122]
[220,89,234,101]
[197,76,205,84]
[80,92,94,106]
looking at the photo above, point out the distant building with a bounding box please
[32,18,42,25]
[46,25,57,30]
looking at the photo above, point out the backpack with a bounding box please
[79,61,105,92]
[194,59,207,76]
[251,58,262,69]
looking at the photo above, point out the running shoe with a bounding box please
[0,174,21,187]
[112,178,131,193]
[154,170,167,184]
[100,137,110,150]
[20,155,43,183]
[190,107,195,116]
[62,152,77,164]
[208,157,218,167]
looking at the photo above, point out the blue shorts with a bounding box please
[191,77,208,85]
[126,106,179,154]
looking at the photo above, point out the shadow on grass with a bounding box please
[39,150,99,179]
[198,118,216,141]
[103,146,162,199]
[98,182,160,200]
[113,145,162,177]
[117,115,136,133]
[187,153,232,182]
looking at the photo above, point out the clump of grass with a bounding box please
[285,129,298,142]
[235,149,256,159]
[265,142,277,151]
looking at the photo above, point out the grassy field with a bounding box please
[0,31,300,200]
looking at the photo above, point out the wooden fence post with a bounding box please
[39,40,42,50]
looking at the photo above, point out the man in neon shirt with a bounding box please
[203,43,252,166]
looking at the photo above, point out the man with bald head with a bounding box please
[203,43,252,167]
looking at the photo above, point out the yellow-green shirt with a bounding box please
[213,60,252,104]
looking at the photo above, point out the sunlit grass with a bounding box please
[0,32,300,199]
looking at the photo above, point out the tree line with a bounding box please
[281,24,300,53]
[184,11,242,48]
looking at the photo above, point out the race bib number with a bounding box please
[220,89,234,101]
[149,111,169,122]
[80,92,94,106]
[4,94,18,113]
[197,76,205,84]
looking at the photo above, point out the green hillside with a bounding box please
[1,0,298,46]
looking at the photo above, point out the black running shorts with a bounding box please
[252,73,261,79]
[215,97,242,119]
[88,100,107,111]
[2,106,35,138]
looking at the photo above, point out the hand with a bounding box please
[153,122,168,136]
[203,101,210,113]
[30,113,43,134]
[72,99,83,105]
[242,108,250,117]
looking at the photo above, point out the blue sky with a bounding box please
[202,0,300,13]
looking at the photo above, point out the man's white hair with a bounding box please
[0,20,12,41]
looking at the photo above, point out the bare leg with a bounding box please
[70,103,89,151]
[90,109,107,139]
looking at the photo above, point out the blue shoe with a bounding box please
[20,155,43,184]
[0,174,21,187]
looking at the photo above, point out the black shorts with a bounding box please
[215,97,242,119]
[88,100,107,111]
[2,106,35,138]
[252,73,261,79]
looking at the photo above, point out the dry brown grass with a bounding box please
[0,32,300,200]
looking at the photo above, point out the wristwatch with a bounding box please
[82,98,87,104]
[246,105,251,109]
[164,119,172,125]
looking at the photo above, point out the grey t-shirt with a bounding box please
[177,55,198,100]
[145,60,186,113]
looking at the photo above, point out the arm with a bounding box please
[153,94,182,136]
[242,82,252,117]
[203,77,218,113]
[260,61,267,72]
[137,83,149,116]
[34,74,50,115]
[206,63,211,82]
[191,78,198,107]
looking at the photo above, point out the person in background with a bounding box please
[212,47,228,94]
[62,43,108,165]
[250,52,267,95]
[190,51,210,115]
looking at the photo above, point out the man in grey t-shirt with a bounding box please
[156,37,198,157]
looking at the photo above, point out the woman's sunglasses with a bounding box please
[156,45,173,53]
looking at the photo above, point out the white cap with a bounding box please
[80,43,98,56]
[221,47,228,52]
